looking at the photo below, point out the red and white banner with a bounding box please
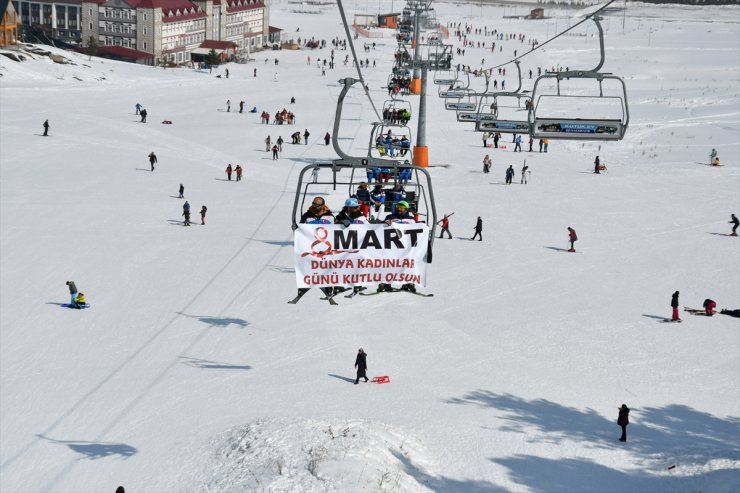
[294,224,429,288]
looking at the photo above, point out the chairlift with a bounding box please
[433,69,458,86]
[381,98,413,125]
[529,16,629,141]
[446,91,478,112]
[470,62,532,133]
[369,122,414,161]
[438,70,470,97]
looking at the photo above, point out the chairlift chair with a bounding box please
[369,122,414,161]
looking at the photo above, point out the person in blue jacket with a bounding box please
[370,184,386,216]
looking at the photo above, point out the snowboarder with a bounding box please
[438,214,452,239]
[303,129,310,145]
[617,404,630,442]
[567,227,577,252]
[703,298,716,316]
[182,201,191,226]
[66,280,78,305]
[226,164,233,181]
[42,119,49,136]
[178,183,184,198]
[594,156,601,174]
[148,152,157,171]
[72,292,87,309]
[730,214,739,236]
[354,348,369,384]
[521,163,529,184]
[671,291,680,321]
[505,165,514,184]
[200,205,207,225]
[140,108,147,123]
[235,165,243,181]
[471,217,483,241]
[483,154,492,173]
[272,144,279,160]
[324,132,331,145]
[265,136,271,152]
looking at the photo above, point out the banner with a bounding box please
[294,223,429,288]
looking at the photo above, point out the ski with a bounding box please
[358,288,433,297]
[287,291,309,304]
[660,319,682,323]
[344,287,367,298]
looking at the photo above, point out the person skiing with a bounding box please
[703,298,717,316]
[324,132,331,145]
[272,144,279,160]
[182,201,191,226]
[303,129,310,145]
[148,152,157,171]
[567,227,577,252]
[617,404,630,442]
[42,119,49,136]
[505,165,514,184]
[265,135,271,152]
[200,205,207,225]
[354,348,369,384]
[226,164,233,181]
[594,156,601,174]
[235,165,243,181]
[471,216,483,241]
[730,214,739,236]
[521,163,529,184]
[72,292,87,309]
[140,108,147,123]
[66,280,78,305]
[671,291,680,321]
[438,214,452,239]
[178,183,184,198]
[483,154,492,173]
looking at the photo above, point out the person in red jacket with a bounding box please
[438,214,452,239]
[703,298,716,316]
[567,227,577,252]
[225,164,233,181]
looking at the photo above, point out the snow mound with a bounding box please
[197,418,435,492]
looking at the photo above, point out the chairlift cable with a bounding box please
[335,0,383,121]
[480,0,618,72]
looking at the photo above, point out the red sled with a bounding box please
[499,145,507,150]
[597,164,606,171]
[371,375,390,384]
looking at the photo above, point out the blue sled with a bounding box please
[64,303,90,309]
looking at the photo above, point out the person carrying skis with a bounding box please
[324,132,331,145]
[200,205,207,225]
[183,201,191,226]
[178,183,184,198]
[66,280,78,305]
[471,217,483,241]
[148,152,157,171]
[730,214,739,236]
[594,156,601,174]
[226,164,233,181]
[703,298,716,316]
[43,119,50,136]
[617,404,630,442]
[354,348,369,384]
[303,129,310,145]
[235,165,243,181]
[438,214,452,239]
[567,227,577,252]
[671,291,680,321]
[72,292,87,309]
[505,165,514,184]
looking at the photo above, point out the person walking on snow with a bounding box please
[324,132,331,145]
[521,163,529,184]
[182,201,191,226]
[265,136,271,152]
[135,103,142,115]
[148,152,157,171]
[505,165,514,184]
[226,164,233,181]
[514,135,522,152]
[483,154,492,173]
[471,217,483,241]
[272,144,279,160]
[730,214,739,236]
[239,101,244,113]
[66,281,78,305]
[617,404,630,442]
[594,156,601,174]
[671,291,680,321]
[303,129,310,145]
[226,99,231,112]
[178,183,184,198]
[235,165,242,181]
[438,214,452,239]
[43,119,50,136]
[276,136,284,152]
[567,227,578,252]
[354,348,369,384]
[140,108,147,123]
[200,205,207,225]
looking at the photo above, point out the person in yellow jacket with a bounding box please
[73,292,87,309]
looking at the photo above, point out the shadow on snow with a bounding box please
[37,435,137,460]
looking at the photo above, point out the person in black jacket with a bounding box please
[354,348,368,384]
[671,291,680,321]
[617,404,630,442]
[730,214,739,236]
[471,217,483,241]
[43,119,50,136]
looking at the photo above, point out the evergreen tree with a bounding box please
[86,36,98,60]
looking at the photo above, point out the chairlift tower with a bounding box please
[406,0,434,95]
